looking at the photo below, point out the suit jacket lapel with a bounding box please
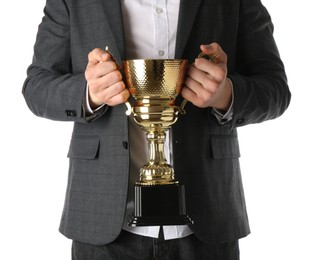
[100,0,125,63]
[175,0,202,58]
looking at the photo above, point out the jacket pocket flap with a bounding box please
[211,135,240,159]
[67,135,100,160]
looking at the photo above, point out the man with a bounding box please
[23,0,291,259]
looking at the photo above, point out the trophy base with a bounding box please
[128,184,193,226]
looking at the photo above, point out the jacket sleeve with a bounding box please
[228,0,291,129]
[22,0,107,122]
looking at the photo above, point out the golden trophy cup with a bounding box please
[123,59,193,226]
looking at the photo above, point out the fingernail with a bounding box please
[101,52,110,59]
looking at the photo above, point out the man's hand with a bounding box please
[85,48,130,109]
[182,43,232,112]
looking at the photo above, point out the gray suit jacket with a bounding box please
[23,0,290,245]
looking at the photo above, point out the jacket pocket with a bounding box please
[67,135,100,160]
[210,135,240,159]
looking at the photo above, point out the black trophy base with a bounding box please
[128,183,193,226]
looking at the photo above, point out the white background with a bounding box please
[0,0,309,259]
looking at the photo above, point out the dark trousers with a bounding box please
[72,228,239,260]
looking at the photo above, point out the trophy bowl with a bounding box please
[123,59,193,226]
[124,59,188,128]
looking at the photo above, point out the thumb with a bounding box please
[87,48,111,67]
[200,43,227,64]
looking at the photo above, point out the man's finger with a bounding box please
[87,48,111,66]
[105,89,130,106]
[200,43,227,64]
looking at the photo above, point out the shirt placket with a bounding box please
[153,0,169,59]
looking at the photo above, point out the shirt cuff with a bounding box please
[211,78,234,125]
[84,84,105,115]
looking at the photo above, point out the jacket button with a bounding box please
[236,118,246,125]
[65,110,77,117]
[122,141,128,150]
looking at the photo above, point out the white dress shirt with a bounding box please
[121,0,179,60]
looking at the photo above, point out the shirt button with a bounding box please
[158,50,165,57]
[156,7,163,14]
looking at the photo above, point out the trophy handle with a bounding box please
[198,52,213,61]
[125,95,137,116]
[104,47,134,117]
[179,52,214,115]
[125,101,132,116]
[180,99,188,115]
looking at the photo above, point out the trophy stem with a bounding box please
[137,126,177,186]
[147,127,166,164]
